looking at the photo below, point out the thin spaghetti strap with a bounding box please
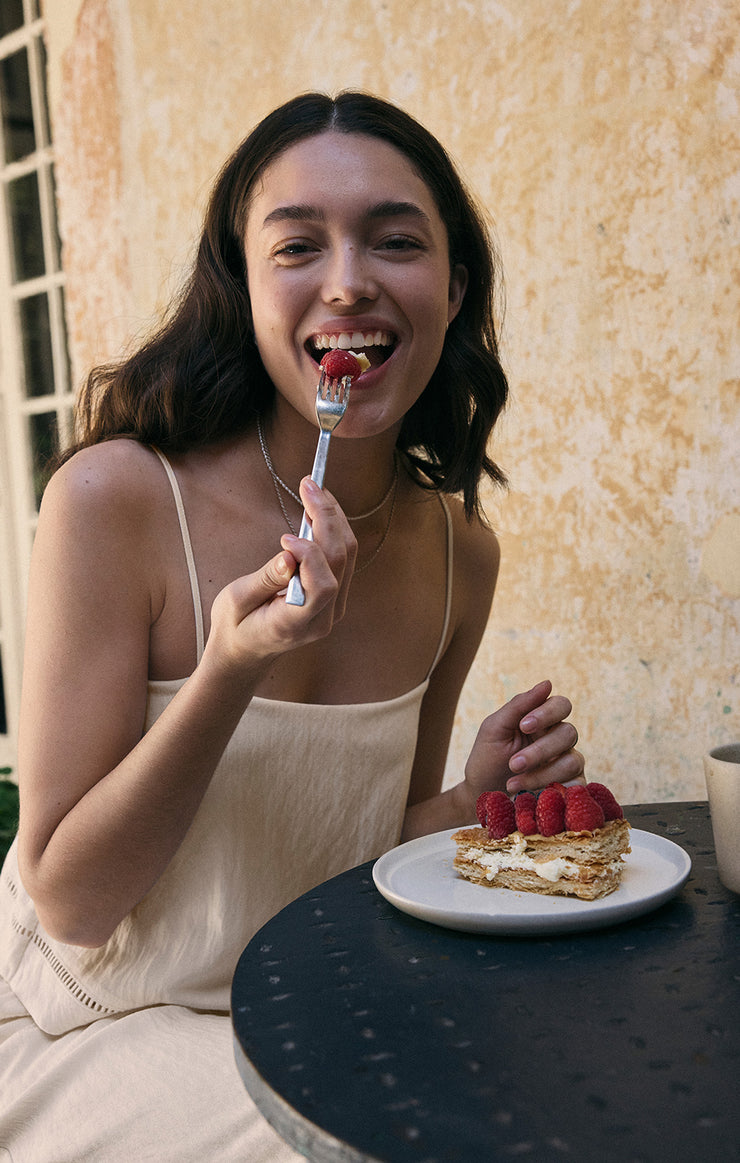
[427,493,454,676]
[151,448,205,664]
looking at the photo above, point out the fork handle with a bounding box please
[285,430,331,606]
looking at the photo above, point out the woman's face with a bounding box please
[243,130,467,438]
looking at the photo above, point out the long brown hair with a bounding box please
[66,91,509,517]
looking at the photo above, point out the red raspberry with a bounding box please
[484,791,516,839]
[564,785,605,833]
[544,781,567,799]
[586,782,624,820]
[535,786,566,836]
[320,349,361,381]
[475,791,493,828]
[514,792,538,835]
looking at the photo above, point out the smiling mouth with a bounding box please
[307,329,396,371]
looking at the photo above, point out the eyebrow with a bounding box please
[261,200,432,229]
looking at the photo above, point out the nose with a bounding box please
[322,244,378,306]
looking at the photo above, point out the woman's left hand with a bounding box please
[464,679,584,801]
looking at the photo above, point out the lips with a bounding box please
[307,329,396,371]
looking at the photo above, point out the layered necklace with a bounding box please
[257,417,399,575]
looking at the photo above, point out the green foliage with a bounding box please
[0,779,19,864]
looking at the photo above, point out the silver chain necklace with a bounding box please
[257,417,399,574]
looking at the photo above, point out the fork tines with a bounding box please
[318,370,350,401]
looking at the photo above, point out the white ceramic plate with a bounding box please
[372,827,692,935]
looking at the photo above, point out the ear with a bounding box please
[447,263,468,325]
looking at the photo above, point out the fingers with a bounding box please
[518,690,572,738]
[506,725,583,792]
[505,754,586,794]
[493,680,554,735]
[497,681,584,794]
[283,478,357,618]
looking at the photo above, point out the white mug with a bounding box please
[704,743,740,894]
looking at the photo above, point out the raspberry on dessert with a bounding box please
[320,349,362,381]
[484,791,516,839]
[564,785,605,833]
[514,791,538,835]
[586,782,624,820]
[544,781,567,799]
[535,786,566,836]
[475,791,493,828]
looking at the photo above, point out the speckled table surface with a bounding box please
[231,803,739,1163]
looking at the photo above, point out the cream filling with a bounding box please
[348,350,371,373]
[463,837,621,884]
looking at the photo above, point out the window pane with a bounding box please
[28,410,58,507]
[0,0,25,39]
[0,48,35,163]
[6,170,45,281]
[18,292,54,397]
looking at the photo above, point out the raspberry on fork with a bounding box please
[320,349,362,381]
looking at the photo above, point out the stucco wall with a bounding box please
[43,0,739,803]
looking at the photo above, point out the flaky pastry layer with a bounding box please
[452,817,631,900]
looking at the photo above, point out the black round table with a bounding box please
[232,802,740,1162]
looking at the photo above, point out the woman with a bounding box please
[0,92,582,1160]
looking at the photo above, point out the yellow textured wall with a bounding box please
[43,0,739,803]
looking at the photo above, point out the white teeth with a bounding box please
[313,330,393,351]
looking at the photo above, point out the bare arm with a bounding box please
[401,512,499,840]
[18,445,354,946]
[402,515,583,842]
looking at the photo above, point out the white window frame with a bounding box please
[0,1,73,771]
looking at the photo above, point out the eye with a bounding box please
[377,234,425,253]
[271,240,319,263]
[374,233,429,261]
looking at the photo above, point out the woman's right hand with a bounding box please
[205,476,357,679]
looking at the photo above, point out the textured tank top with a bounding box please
[0,452,453,1034]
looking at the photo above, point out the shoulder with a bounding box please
[35,442,177,598]
[443,493,500,585]
[438,493,500,650]
[28,441,182,637]
[42,440,168,527]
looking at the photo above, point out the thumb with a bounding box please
[243,550,295,606]
[263,549,295,591]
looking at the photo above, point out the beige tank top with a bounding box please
[0,452,453,1033]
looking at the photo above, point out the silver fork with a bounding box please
[285,370,351,606]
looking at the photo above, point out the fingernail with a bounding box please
[509,755,527,773]
[506,777,523,793]
[302,477,320,496]
[520,715,536,731]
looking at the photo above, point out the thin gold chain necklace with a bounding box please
[256,417,399,574]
